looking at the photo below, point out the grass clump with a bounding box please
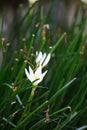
[0,1,87,130]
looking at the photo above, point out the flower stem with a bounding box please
[29,87,36,102]
[24,86,36,113]
[19,86,36,123]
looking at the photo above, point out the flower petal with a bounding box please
[29,0,38,4]
[36,51,43,64]
[34,79,41,85]
[40,53,46,65]
[25,68,31,81]
[29,66,34,82]
[42,53,51,67]
[36,51,38,56]
[42,70,48,78]
[35,70,48,85]
[35,65,42,78]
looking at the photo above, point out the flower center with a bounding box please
[34,75,39,80]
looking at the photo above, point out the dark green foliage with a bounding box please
[0,1,87,130]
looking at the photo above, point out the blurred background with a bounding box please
[0,0,84,68]
[0,0,80,38]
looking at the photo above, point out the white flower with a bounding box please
[81,0,87,4]
[36,51,51,68]
[25,65,47,86]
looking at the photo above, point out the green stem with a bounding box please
[23,86,36,114]
[29,87,36,102]
[18,86,37,124]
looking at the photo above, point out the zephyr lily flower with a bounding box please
[36,51,51,68]
[25,65,47,86]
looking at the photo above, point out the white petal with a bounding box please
[29,66,34,82]
[29,66,33,75]
[34,79,41,85]
[25,68,31,81]
[42,70,48,78]
[36,52,43,63]
[40,53,46,65]
[36,51,38,56]
[35,65,42,78]
[34,70,48,85]
[42,53,51,67]
[29,0,38,3]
